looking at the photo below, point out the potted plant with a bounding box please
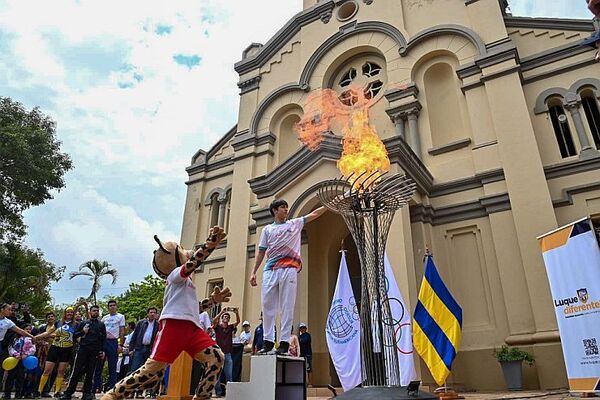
[493,345,535,390]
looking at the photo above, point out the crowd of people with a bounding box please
[0,299,313,399]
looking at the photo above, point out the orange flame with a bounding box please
[294,89,347,150]
[294,88,390,187]
[338,110,390,188]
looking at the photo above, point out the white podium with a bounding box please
[226,355,306,400]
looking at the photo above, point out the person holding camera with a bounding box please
[212,308,239,398]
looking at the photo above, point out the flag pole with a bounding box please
[424,244,432,262]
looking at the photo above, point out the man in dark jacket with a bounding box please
[60,305,106,400]
[128,308,159,374]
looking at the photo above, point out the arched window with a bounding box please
[225,190,232,232]
[279,113,302,162]
[209,193,219,227]
[580,90,600,149]
[548,102,576,158]
[330,54,387,107]
[424,62,465,147]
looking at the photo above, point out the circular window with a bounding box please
[331,56,387,108]
[336,1,358,22]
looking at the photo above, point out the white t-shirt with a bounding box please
[0,318,16,341]
[238,330,252,345]
[160,266,202,328]
[198,311,212,332]
[102,313,125,339]
[258,217,305,271]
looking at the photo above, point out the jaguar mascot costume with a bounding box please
[101,226,230,400]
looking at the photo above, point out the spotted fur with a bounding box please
[100,359,167,400]
[192,345,224,400]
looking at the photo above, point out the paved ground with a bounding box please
[13,390,594,399]
[305,390,594,399]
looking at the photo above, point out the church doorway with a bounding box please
[304,211,361,387]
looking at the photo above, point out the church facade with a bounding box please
[180,0,600,390]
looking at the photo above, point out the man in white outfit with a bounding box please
[249,199,326,355]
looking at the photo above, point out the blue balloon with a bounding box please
[22,355,38,370]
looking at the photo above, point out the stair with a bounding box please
[226,355,307,400]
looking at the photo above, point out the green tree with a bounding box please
[0,97,73,241]
[112,275,165,321]
[69,260,118,305]
[0,242,66,316]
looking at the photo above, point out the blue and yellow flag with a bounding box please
[413,255,462,386]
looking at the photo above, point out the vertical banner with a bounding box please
[326,251,362,391]
[538,218,600,392]
[384,254,417,386]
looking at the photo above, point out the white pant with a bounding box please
[262,267,298,344]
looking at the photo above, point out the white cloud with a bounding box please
[7,0,588,305]
[0,0,300,304]
[509,0,592,18]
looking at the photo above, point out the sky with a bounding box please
[0,0,594,307]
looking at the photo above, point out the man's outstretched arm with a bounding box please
[304,206,327,223]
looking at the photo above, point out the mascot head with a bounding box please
[152,235,194,279]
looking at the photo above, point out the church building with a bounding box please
[180,0,600,390]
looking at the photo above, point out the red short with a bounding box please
[150,319,216,363]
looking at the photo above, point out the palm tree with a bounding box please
[69,259,118,304]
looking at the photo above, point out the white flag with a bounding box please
[384,254,417,386]
[326,251,362,391]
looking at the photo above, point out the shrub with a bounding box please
[493,345,535,366]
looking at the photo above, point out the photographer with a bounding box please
[212,308,239,398]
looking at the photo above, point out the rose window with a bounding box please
[333,58,387,107]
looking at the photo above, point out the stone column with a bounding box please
[218,198,227,227]
[223,156,254,307]
[483,70,558,336]
[406,109,422,158]
[392,115,406,139]
[565,101,597,157]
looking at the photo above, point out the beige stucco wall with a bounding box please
[180,0,600,391]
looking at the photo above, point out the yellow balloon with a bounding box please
[2,356,18,371]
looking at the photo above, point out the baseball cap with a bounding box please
[299,322,307,328]
[582,30,600,47]
[242,320,250,326]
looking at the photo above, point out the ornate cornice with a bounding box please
[504,16,596,32]
[430,168,505,198]
[520,40,595,77]
[250,207,273,227]
[428,138,472,156]
[234,0,336,75]
[231,130,277,152]
[186,155,234,176]
[248,133,343,199]
[238,76,262,95]
[544,153,600,180]
[553,182,600,207]
[385,100,422,121]
[456,37,518,80]
[384,135,433,193]
[410,193,511,225]
[384,82,419,103]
